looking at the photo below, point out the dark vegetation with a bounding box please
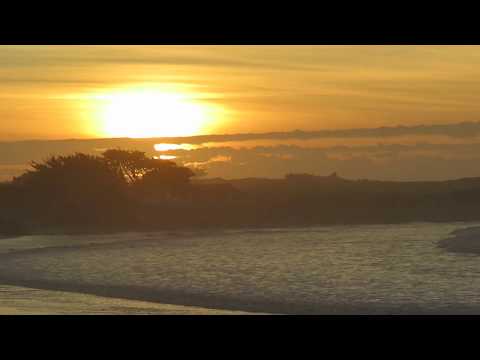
[2,149,480,236]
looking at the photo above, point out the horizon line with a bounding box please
[2,120,480,144]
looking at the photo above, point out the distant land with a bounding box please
[3,148,480,236]
[4,121,480,182]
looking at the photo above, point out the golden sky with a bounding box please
[2,45,480,140]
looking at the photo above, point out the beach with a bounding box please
[2,223,480,314]
[0,285,258,315]
[0,233,264,314]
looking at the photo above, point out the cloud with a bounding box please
[141,121,480,144]
[171,144,480,181]
[0,46,308,72]
[3,121,480,181]
[4,46,480,139]
[184,155,232,168]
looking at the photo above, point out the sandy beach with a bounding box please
[0,285,260,315]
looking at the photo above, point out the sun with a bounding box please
[99,89,211,138]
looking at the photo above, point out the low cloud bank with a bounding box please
[3,121,480,181]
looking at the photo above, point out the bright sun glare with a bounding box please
[98,89,212,138]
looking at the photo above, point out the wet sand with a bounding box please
[0,234,266,315]
[0,285,261,315]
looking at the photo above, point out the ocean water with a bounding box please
[1,222,480,314]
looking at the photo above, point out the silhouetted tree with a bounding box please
[14,153,125,190]
[102,149,199,198]
[12,153,129,227]
[136,162,195,200]
[8,148,480,234]
[102,149,169,184]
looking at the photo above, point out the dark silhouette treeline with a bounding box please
[2,149,480,236]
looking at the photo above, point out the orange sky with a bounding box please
[2,45,480,140]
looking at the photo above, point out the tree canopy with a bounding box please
[4,150,203,230]
[102,149,194,185]
[14,153,125,191]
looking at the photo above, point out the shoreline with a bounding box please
[0,276,285,314]
[2,219,477,239]
[438,226,480,254]
[0,284,263,315]
[3,275,480,315]
[1,223,480,314]
[0,231,276,315]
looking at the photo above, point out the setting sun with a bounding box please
[98,89,213,138]
[6,45,480,316]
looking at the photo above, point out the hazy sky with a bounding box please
[2,45,480,140]
[3,45,480,181]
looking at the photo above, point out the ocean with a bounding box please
[1,222,480,314]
